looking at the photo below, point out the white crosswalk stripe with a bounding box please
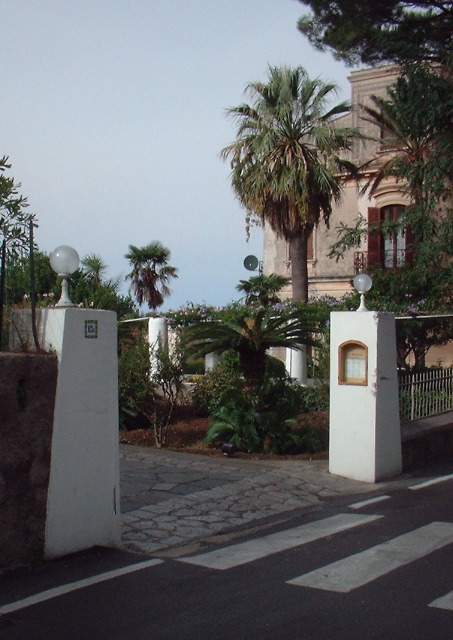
[409,474,453,491]
[429,590,453,610]
[287,521,453,593]
[178,513,381,570]
[348,495,391,510]
[0,559,163,615]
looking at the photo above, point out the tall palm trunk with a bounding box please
[289,230,309,302]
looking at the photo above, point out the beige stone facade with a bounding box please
[262,65,412,299]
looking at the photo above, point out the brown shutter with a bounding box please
[307,232,314,260]
[367,207,381,267]
[404,223,415,264]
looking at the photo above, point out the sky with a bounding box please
[2,0,353,311]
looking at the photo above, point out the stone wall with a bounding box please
[0,353,57,570]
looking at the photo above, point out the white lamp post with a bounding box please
[353,273,372,312]
[50,245,80,307]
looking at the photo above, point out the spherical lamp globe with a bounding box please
[353,273,373,311]
[50,245,80,307]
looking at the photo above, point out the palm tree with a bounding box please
[125,241,178,311]
[81,254,108,285]
[222,65,361,301]
[182,307,319,389]
[236,273,289,306]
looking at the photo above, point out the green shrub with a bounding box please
[298,384,330,412]
[118,327,186,446]
[203,375,325,454]
[184,357,205,375]
[399,387,452,422]
[206,403,263,453]
[191,366,243,415]
[118,329,154,430]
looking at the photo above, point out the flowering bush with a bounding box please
[19,292,56,308]
[166,303,217,327]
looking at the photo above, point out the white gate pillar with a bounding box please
[148,316,168,375]
[329,311,402,482]
[38,308,121,558]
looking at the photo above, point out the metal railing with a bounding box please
[354,250,407,273]
[398,367,453,422]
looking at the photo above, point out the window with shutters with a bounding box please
[367,205,412,268]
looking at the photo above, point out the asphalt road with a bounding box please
[1,465,453,640]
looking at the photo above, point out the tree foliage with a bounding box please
[0,157,36,347]
[236,273,289,306]
[125,241,178,310]
[222,65,361,300]
[363,267,453,370]
[5,251,57,305]
[7,250,136,318]
[329,64,453,368]
[182,304,321,389]
[332,64,453,265]
[297,0,453,66]
[81,254,108,285]
[361,64,453,204]
[0,157,35,257]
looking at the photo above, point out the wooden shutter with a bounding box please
[367,207,382,267]
[404,219,415,264]
[307,232,314,260]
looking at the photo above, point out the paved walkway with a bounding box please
[120,445,400,556]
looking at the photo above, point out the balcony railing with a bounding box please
[354,250,407,273]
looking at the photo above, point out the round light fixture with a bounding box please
[50,245,80,307]
[353,273,372,311]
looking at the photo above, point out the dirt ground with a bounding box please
[119,406,329,460]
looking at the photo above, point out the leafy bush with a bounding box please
[286,424,328,454]
[399,387,452,422]
[191,366,243,415]
[298,384,330,412]
[206,403,263,453]
[184,357,205,375]
[118,327,186,446]
[203,375,326,454]
[118,328,154,430]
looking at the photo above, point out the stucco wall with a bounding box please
[0,353,57,570]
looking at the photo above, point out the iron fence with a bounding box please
[398,367,453,422]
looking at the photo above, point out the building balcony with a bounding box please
[354,249,407,273]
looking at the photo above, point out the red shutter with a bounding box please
[367,207,382,267]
